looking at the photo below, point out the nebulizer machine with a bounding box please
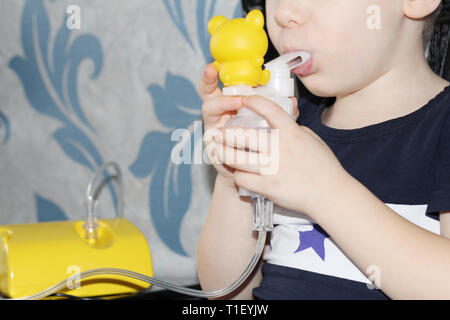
[0,9,310,300]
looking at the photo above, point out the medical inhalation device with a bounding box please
[209,9,310,231]
[0,9,310,300]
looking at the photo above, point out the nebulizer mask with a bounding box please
[0,10,310,300]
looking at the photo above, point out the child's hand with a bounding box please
[214,95,345,216]
[197,64,244,183]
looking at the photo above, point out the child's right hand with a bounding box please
[197,63,243,184]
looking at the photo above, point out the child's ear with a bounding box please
[245,9,265,29]
[403,0,441,19]
[208,15,228,35]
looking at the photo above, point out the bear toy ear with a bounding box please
[245,9,264,29]
[208,15,228,35]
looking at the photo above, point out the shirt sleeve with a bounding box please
[427,109,450,214]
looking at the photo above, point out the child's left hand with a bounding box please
[213,95,347,216]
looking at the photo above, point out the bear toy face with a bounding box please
[208,10,268,63]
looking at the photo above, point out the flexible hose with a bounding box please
[3,162,270,300]
[14,230,266,300]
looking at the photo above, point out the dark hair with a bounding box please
[424,3,443,48]
[241,0,265,15]
[428,1,450,79]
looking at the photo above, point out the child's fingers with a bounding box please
[197,63,222,100]
[243,95,297,130]
[213,143,271,175]
[215,127,273,154]
[202,96,243,118]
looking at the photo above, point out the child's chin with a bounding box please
[300,76,341,98]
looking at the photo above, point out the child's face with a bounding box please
[266,0,407,97]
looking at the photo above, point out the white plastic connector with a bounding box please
[252,195,274,231]
[256,51,311,98]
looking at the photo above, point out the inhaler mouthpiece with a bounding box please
[264,51,311,77]
[257,51,311,98]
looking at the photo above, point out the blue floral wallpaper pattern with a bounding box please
[5,0,242,259]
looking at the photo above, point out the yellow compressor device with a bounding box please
[0,162,153,299]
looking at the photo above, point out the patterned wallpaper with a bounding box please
[0,0,241,285]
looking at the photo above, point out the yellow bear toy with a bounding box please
[208,10,270,87]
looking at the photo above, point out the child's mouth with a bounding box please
[287,56,304,68]
[291,57,313,77]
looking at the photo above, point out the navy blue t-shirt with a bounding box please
[253,85,450,300]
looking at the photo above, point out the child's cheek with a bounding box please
[306,10,395,95]
[266,22,282,55]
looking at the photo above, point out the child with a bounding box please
[197,0,450,299]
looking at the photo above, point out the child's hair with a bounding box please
[424,2,443,46]
[427,1,450,79]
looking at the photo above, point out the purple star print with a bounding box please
[294,224,330,261]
